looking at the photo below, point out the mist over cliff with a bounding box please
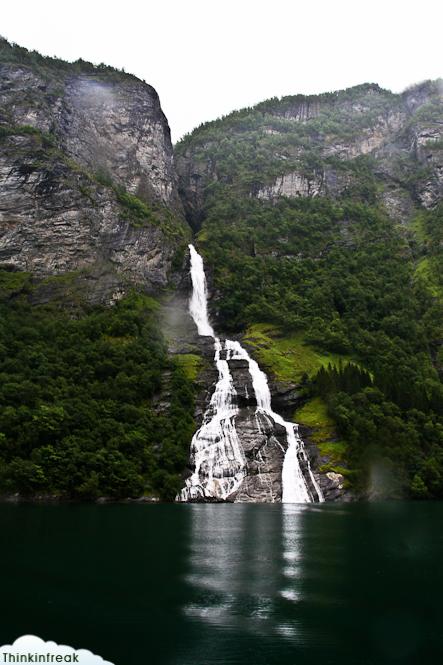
[0,37,190,304]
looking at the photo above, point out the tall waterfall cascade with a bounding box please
[178,244,324,504]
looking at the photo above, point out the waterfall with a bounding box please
[178,248,245,500]
[179,244,323,503]
[188,245,214,337]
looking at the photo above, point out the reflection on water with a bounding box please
[182,504,308,642]
[177,503,443,665]
[280,504,304,601]
[0,503,442,665]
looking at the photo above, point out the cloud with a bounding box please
[0,635,114,664]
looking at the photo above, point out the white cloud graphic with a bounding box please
[0,635,114,664]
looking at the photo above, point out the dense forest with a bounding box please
[176,83,443,498]
[0,275,195,500]
[0,38,197,501]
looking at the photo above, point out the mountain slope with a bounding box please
[0,39,196,501]
[175,81,443,499]
[0,37,190,302]
[1,37,442,501]
[177,81,442,224]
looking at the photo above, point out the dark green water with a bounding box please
[0,502,441,665]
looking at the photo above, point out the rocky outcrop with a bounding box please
[276,98,322,123]
[225,356,289,502]
[175,148,215,229]
[0,50,181,208]
[257,171,323,200]
[0,39,189,302]
[256,166,360,201]
[411,126,443,208]
[0,133,184,297]
[176,80,443,220]
[58,75,182,209]
[230,410,287,502]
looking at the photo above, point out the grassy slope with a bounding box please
[243,323,351,472]
[173,354,203,381]
[243,323,352,383]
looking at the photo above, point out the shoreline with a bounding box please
[0,494,162,505]
[0,493,415,505]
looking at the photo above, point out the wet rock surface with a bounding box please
[232,409,287,502]
[179,329,335,503]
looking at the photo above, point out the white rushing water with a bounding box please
[188,245,214,337]
[179,244,323,503]
[179,337,247,500]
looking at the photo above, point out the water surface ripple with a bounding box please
[0,502,441,665]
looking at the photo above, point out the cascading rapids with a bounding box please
[178,244,323,503]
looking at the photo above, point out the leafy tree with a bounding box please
[0,287,197,500]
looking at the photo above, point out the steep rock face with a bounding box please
[256,166,362,200]
[175,147,214,229]
[230,409,288,503]
[0,57,180,208]
[0,40,189,301]
[257,171,323,200]
[281,99,321,122]
[0,133,178,293]
[59,76,181,209]
[176,81,443,220]
[226,356,288,502]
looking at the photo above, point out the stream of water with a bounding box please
[179,244,323,503]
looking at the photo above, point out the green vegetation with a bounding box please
[0,36,140,82]
[0,282,197,501]
[310,365,443,496]
[413,205,443,300]
[295,397,337,447]
[0,124,42,138]
[114,188,189,239]
[244,323,349,383]
[115,187,157,227]
[180,83,396,147]
[415,257,443,299]
[1,42,441,501]
[177,84,401,205]
[173,354,202,381]
[201,196,443,498]
[94,172,189,238]
[0,270,32,299]
[244,325,356,477]
[295,396,350,476]
[0,39,193,502]
[176,85,443,498]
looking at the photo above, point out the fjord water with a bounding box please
[1,503,442,665]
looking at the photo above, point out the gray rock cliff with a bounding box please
[0,39,189,302]
[176,81,443,225]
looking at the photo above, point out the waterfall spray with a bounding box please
[179,244,323,503]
